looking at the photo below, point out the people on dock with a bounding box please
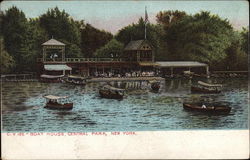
[91,70,156,78]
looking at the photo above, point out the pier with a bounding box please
[89,76,164,82]
[1,74,38,82]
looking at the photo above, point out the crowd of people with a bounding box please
[92,70,160,78]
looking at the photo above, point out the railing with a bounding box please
[37,58,131,62]
[140,58,153,62]
[65,58,129,62]
[37,57,154,63]
[37,58,63,62]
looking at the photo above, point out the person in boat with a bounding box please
[202,104,207,108]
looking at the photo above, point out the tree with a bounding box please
[80,23,113,57]
[240,27,249,54]
[94,39,124,58]
[156,10,187,29]
[223,31,248,71]
[163,11,233,68]
[1,6,35,72]
[0,37,15,73]
[21,18,49,70]
[39,7,81,57]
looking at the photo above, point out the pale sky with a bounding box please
[1,1,249,34]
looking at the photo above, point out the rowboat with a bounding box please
[191,81,222,93]
[99,85,125,99]
[183,103,231,114]
[149,80,160,92]
[44,95,73,110]
[65,75,86,85]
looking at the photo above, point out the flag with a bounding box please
[145,6,148,24]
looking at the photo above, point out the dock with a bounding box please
[89,77,165,82]
[1,74,38,82]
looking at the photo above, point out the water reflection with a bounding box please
[2,78,249,132]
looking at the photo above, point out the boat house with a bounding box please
[37,38,209,78]
[123,40,158,71]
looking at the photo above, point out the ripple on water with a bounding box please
[1,78,249,132]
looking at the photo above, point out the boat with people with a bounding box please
[183,103,231,114]
[149,80,161,92]
[99,85,125,99]
[40,74,64,83]
[43,95,73,110]
[65,75,86,85]
[191,81,222,93]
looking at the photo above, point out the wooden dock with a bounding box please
[1,79,38,82]
[1,74,38,82]
[212,71,248,73]
[89,77,165,82]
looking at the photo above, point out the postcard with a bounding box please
[1,0,249,159]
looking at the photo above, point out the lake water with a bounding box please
[2,78,249,132]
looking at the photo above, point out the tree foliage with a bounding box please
[1,7,38,72]
[163,11,233,66]
[39,7,82,57]
[223,31,248,70]
[0,6,114,73]
[0,37,15,73]
[80,23,113,57]
[94,39,124,58]
[0,6,248,73]
[156,10,187,29]
[240,27,249,54]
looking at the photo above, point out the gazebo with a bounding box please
[42,38,65,62]
[41,38,71,76]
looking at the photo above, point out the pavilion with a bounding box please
[41,38,72,76]
[156,61,209,77]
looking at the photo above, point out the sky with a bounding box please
[1,0,249,34]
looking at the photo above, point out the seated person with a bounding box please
[202,104,206,108]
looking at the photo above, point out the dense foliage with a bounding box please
[81,23,113,57]
[0,6,248,73]
[155,11,248,70]
[94,39,124,58]
[0,7,112,73]
[0,7,38,72]
[0,37,15,73]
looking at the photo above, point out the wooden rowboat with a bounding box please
[191,81,222,94]
[66,75,86,85]
[99,85,124,99]
[44,95,73,110]
[149,80,160,92]
[183,103,231,114]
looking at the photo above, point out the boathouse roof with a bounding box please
[156,61,208,67]
[44,64,72,71]
[42,38,65,46]
[124,40,151,51]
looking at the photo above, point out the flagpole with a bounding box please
[145,6,147,40]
